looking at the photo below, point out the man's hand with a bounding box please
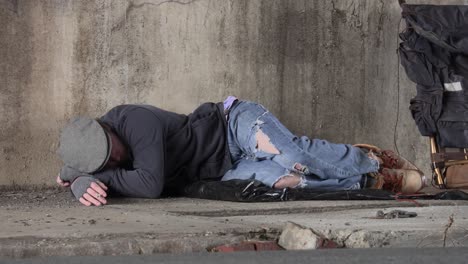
[79,181,108,206]
[71,176,108,206]
[56,173,70,187]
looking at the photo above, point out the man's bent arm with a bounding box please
[93,108,166,198]
[93,167,163,198]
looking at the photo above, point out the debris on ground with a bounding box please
[278,222,338,250]
[375,210,417,219]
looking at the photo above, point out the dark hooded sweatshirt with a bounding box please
[91,103,232,198]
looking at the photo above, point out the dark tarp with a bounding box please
[183,180,468,202]
[399,4,468,148]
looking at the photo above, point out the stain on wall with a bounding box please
[1,0,467,187]
[1,0,34,186]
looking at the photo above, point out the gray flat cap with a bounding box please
[58,117,112,173]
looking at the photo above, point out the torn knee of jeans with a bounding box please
[273,174,302,189]
[293,162,309,174]
[255,129,280,155]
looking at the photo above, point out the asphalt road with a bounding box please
[3,247,468,264]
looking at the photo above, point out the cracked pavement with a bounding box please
[1,188,468,258]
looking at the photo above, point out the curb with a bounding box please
[0,233,253,258]
[2,226,468,259]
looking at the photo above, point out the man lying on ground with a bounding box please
[56,96,427,206]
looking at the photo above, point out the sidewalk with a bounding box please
[1,188,467,258]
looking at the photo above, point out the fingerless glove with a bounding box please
[70,176,99,200]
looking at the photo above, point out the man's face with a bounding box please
[104,131,130,170]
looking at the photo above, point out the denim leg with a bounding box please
[222,158,362,190]
[222,159,289,187]
[299,174,362,190]
[227,101,379,181]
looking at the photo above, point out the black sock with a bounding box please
[361,174,377,189]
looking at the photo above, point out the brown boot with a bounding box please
[354,144,419,170]
[368,168,427,194]
[378,150,419,170]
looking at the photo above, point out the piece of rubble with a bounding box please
[278,222,337,250]
[376,210,417,219]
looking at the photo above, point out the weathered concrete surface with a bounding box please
[1,0,468,186]
[1,189,468,258]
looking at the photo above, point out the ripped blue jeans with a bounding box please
[221,101,380,190]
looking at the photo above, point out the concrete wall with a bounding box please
[1,0,467,187]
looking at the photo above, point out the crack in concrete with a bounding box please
[341,229,362,248]
[337,229,403,248]
[330,0,337,13]
[126,0,200,17]
[380,230,397,247]
[170,203,426,217]
[443,214,454,247]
